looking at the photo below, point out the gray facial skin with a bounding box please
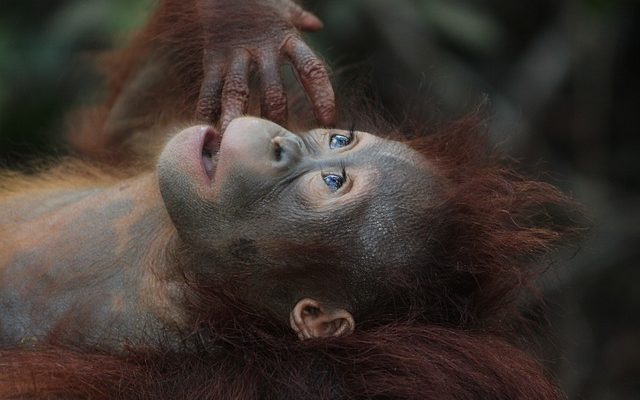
[157,117,439,317]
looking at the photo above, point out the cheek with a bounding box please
[296,174,326,205]
[297,168,378,209]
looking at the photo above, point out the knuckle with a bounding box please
[311,87,335,108]
[264,105,287,122]
[315,96,336,124]
[298,56,326,81]
[223,75,250,100]
[263,86,286,108]
[280,34,299,54]
[196,100,212,119]
[318,102,335,119]
[199,84,220,101]
[196,96,219,119]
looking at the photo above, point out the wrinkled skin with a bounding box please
[195,0,335,129]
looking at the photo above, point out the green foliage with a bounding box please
[0,0,151,163]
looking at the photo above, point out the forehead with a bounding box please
[307,128,428,170]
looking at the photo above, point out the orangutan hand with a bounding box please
[195,0,335,130]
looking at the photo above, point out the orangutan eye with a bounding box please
[329,133,351,149]
[322,173,345,192]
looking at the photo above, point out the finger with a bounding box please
[258,54,287,125]
[220,49,251,132]
[196,58,224,122]
[289,4,324,32]
[284,37,336,126]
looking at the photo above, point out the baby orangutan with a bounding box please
[0,1,582,399]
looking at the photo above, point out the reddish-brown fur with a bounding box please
[0,1,584,398]
[0,326,561,399]
[0,117,582,399]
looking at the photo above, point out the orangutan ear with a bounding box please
[289,298,355,340]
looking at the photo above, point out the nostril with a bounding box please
[274,143,282,161]
[271,137,284,161]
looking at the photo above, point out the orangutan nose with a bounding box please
[270,134,303,166]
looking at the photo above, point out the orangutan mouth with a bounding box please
[201,128,221,180]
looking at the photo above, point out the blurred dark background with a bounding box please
[0,0,638,398]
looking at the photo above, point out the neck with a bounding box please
[0,171,184,348]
